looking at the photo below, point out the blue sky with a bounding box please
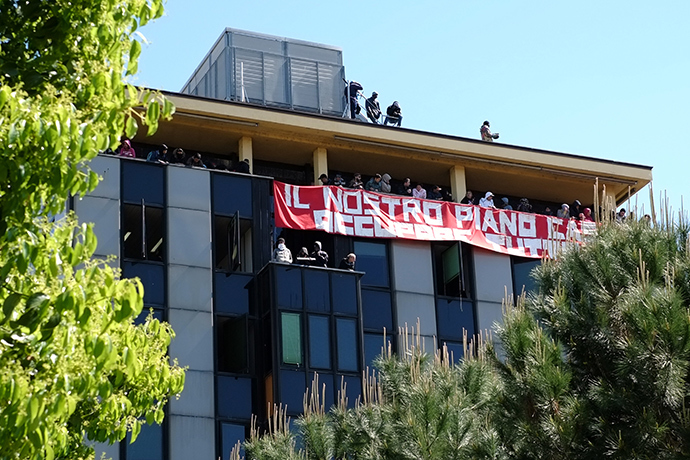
[133,0,689,217]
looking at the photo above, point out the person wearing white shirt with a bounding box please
[479,191,496,208]
[412,184,427,199]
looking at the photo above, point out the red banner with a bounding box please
[273,182,595,259]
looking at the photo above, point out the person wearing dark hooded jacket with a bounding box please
[310,241,329,267]
[384,101,402,126]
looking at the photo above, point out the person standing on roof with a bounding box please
[480,121,499,142]
[365,92,382,124]
[345,81,364,119]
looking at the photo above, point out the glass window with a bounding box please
[217,316,249,373]
[214,215,252,272]
[308,316,331,369]
[124,422,163,460]
[339,375,362,409]
[436,299,475,341]
[217,376,252,419]
[215,273,252,314]
[122,161,165,206]
[364,333,391,369]
[354,241,389,287]
[331,272,357,315]
[361,289,393,331]
[221,423,246,460]
[279,369,307,415]
[122,204,165,262]
[134,307,164,325]
[433,242,472,298]
[304,270,330,312]
[122,262,165,307]
[336,319,358,372]
[281,313,302,365]
[275,266,302,310]
[512,257,541,295]
[309,372,334,411]
[213,174,253,218]
[440,341,464,364]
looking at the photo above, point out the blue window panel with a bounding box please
[308,316,331,369]
[361,289,392,331]
[122,161,165,206]
[215,273,252,314]
[304,270,330,312]
[279,370,307,414]
[440,341,465,364]
[339,375,362,409]
[221,423,246,460]
[364,333,391,370]
[213,174,253,218]
[336,319,358,372]
[217,376,253,419]
[436,299,475,341]
[275,266,302,310]
[309,372,335,412]
[122,262,165,306]
[331,272,357,315]
[125,421,163,460]
[354,241,389,288]
[512,258,541,295]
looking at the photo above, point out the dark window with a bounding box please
[279,369,307,415]
[214,214,252,272]
[339,375,362,409]
[331,272,357,315]
[309,372,334,411]
[512,257,541,295]
[361,289,393,331]
[221,423,247,460]
[122,204,165,262]
[440,341,464,364]
[354,241,389,287]
[364,333,391,369]
[304,270,330,312]
[215,273,252,315]
[123,422,163,460]
[308,315,331,369]
[217,316,249,374]
[281,313,302,365]
[122,161,165,206]
[336,318,358,372]
[217,376,253,419]
[122,262,165,306]
[436,299,475,341]
[275,266,302,310]
[432,242,472,298]
[134,307,164,325]
[213,174,253,218]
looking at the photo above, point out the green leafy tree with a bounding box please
[0,1,183,459]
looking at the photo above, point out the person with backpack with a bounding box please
[365,91,381,124]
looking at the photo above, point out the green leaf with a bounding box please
[3,293,21,319]
[125,116,138,138]
[130,421,141,443]
[146,100,160,130]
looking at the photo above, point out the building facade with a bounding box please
[87,31,652,460]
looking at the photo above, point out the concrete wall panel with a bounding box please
[169,370,214,418]
[167,166,211,212]
[167,208,212,268]
[73,196,120,258]
[475,301,504,338]
[169,416,215,460]
[394,292,437,336]
[168,265,213,312]
[168,309,213,372]
[473,248,513,303]
[390,240,434,295]
[88,155,120,200]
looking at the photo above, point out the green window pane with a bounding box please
[282,313,302,365]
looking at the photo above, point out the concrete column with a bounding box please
[449,165,467,202]
[313,147,328,185]
[239,136,253,171]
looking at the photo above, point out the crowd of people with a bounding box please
[107,139,251,173]
[273,238,357,271]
